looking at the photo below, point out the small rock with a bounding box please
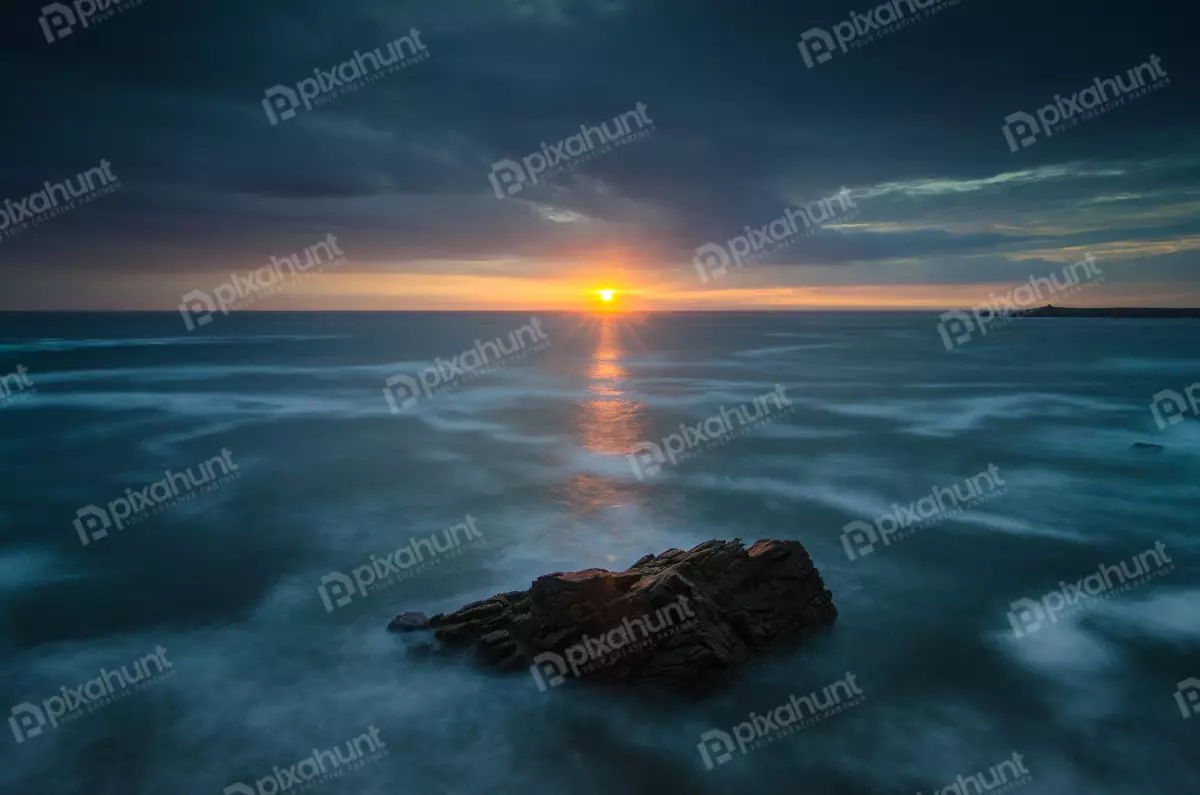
[1131,442,1164,452]
[386,611,431,632]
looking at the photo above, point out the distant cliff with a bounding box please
[1019,305,1200,319]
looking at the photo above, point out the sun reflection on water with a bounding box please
[562,317,647,514]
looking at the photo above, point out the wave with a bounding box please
[5,391,380,417]
[32,363,414,385]
[0,334,346,353]
[731,343,843,358]
[798,392,1132,436]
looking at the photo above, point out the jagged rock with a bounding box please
[391,539,837,690]
[386,611,431,631]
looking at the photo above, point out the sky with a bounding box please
[0,0,1197,311]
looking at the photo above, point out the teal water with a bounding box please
[0,311,1197,794]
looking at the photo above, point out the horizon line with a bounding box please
[0,305,1197,314]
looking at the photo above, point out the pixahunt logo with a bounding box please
[0,159,119,241]
[222,726,388,795]
[318,516,484,612]
[693,188,857,284]
[1176,678,1200,720]
[73,449,240,546]
[697,673,866,769]
[488,103,654,198]
[938,254,1102,351]
[8,646,173,744]
[798,0,963,69]
[628,386,793,480]
[917,752,1032,795]
[38,0,149,43]
[180,235,346,331]
[0,365,35,408]
[529,596,697,691]
[842,465,1006,561]
[1003,55,1169,153]
[262,30,429,126]
[1007,542,1174,638]
[383,317,550,412]
[1150,382,1199,431]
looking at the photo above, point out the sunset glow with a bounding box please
[591,287,624,311]
[124,270,1200,312]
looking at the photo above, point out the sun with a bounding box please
[589,287,627,312]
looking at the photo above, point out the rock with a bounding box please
[400,538,837,691]
[1131,442,1164,452]
[386,611,431,632]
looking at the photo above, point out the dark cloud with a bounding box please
[0,0,1197,304]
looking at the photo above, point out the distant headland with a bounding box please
[1019,305,1200,319]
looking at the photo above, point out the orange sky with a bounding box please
[23,262,1197,312]
[170,271,1200,311]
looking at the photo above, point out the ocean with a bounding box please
[0,310,1196,795]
